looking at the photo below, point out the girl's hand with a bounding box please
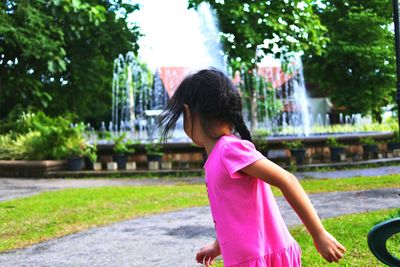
[195,240,221,266]
[313,230,346,263]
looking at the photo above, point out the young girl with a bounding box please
[157,68,346,266]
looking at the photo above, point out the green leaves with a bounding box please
[0,1,141,124]
[304,0,395,121]
[189,0,328,69]
[0,112,89,160]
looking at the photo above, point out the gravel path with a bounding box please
[0,188,399,267]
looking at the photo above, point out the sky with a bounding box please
[128,0,225,71]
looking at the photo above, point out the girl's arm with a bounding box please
[241,158,346,263]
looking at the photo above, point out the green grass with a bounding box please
[213,209,400,267]
[0,185,208,252]
[0,174,399,254]
[272,174,400,196]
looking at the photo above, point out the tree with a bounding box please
[189,0,328,70]
[304,0,395,122]
[188,0,328,131]
[0,0,141,125]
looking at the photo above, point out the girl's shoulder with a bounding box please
[219,134,256,152]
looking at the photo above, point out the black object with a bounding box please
[67,157,84,171]
[388,142,400,151]
[329,147,345,162]
[363,145,378,154]
[290,149,306,165]
[368,217,400,267]
[113,154,127,170]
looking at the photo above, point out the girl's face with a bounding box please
[183,104,204,147]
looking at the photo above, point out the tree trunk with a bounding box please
[372,109,382,123]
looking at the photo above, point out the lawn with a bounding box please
[0,174,399,256]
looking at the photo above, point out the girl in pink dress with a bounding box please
[157,69,345,266]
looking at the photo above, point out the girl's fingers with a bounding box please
[337,243,346,253]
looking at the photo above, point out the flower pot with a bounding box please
[148,161,160,170]
[93,162,102,171]
[67,157,84,171]
[161,161,172,169]
[107,162,118,171]
[290,149,306,165]
[126,162,137,170]
[329,147,345,162]
[388,142,400,151]
[363,145,378,154]
[113,154,127,170]
[84,157,93,170]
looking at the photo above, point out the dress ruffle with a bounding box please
[227,242,302,267]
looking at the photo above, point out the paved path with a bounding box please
[0,187,399,267]
[295,165,400,179]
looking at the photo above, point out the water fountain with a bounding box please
[96,0,395,165]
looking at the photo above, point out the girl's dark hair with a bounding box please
[156,68,252,142]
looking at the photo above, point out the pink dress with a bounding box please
[204,135,301,267]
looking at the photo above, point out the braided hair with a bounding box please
[157,68,252,142]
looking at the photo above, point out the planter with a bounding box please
[107,162,118,171]
[161,161,172,169]
[363,144,378,154]
[388,142,400,151]
[84,157,93,170]
[126,162,137,170]
[290,149,306,165]
[113,154,127,170]
[148,161,160,170]
[93,162,102,171]
[329,147,346,162]
[67,157,84,171]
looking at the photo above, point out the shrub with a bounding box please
[360,137,377,146]
[0,112,87,160]
[145,142,164,157]
[113,133,135,154]
[284,140,304,150]
[326,137,345,148]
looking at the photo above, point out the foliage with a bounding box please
[188,0,328,70]
[0,0,141,124]
[253,129,271,138]
[145,142,164,157]
[0,112,86,160]
[360,137,377,146]
[304,0,395,121]
[326,137,344,148]
[113,133,135,155]
[253,140,268,152]
[84,144,98,163]
[284,140,304,150]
